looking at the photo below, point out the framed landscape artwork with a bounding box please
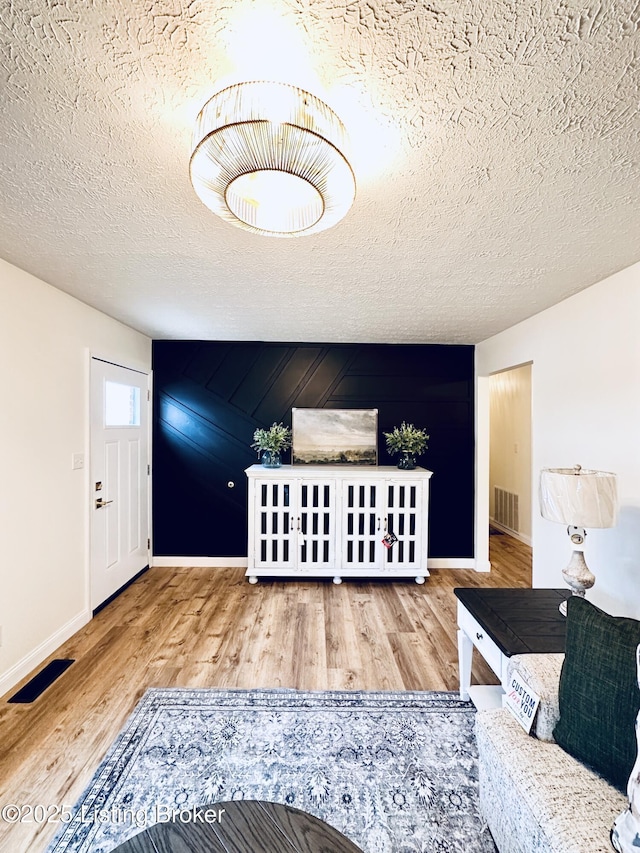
[292,408,378,465]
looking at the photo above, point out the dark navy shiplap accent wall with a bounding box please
[152,341,475,558]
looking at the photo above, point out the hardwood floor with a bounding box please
[0,532,530,852]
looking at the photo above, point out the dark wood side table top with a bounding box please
[111,799,364,853]
[454,587,569,657]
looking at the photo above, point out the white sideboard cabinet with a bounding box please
[245,465,433,584]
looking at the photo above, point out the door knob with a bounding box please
[95,498,113,509]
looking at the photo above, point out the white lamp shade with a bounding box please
[539,467,618,528]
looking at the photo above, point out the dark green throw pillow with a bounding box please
[553,596,640,792]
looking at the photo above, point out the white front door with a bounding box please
[90,358,150,610]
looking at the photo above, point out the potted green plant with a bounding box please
[251,422,292,468]
[384,421,429,470]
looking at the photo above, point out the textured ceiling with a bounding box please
[1,1,639,344]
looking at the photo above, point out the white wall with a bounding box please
[489,364,532,543]
[477,262,640,618]
[0,259,151,695]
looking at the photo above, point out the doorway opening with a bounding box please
[488,363,533,584]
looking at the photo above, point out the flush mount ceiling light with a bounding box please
[189,81,356,237]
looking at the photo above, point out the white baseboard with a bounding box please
[428,558,491,571]
[427,558,476,570]
[151,557,249,568]
[489,519,532,547]
[0,609,91,699]
[153,556,485,571]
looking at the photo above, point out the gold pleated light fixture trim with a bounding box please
[189,81,356,237]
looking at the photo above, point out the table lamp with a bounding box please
[539,465,618,614]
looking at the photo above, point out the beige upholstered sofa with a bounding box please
[475,653,627,853]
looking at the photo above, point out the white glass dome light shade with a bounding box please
[226,169,324,233]
[189,81,356,237]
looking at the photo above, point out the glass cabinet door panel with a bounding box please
[341,481,382,569]
[298,480,335,570]
[255,479,295,567]
[385,482,422,569]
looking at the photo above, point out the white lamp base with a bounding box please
[559,549,595,616]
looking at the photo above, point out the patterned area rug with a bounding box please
[46,688,496,853]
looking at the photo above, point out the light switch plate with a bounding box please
[72,453,85,470]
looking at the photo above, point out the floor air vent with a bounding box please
[494,487,519,533]
[8,659,74,704]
